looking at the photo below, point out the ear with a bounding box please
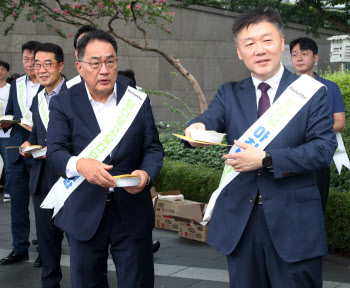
[236,44,243,61]
[58,62,64,74]
[281,35,285,52]
[75,61,82,76]
[314,54,319,63]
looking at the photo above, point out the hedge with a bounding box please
[155,160,350,254]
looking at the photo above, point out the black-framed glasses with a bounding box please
[78,59,118,70]
[34,62,58,70]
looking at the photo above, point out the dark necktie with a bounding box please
[257,82,271,118]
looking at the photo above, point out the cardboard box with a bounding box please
[178,221,209,242]
[154,190,198,217]
[175,202,209,242]
[155,214,179,232]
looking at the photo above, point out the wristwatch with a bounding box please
[262,151,273,170]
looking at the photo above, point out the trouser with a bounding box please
[68,198,154,288]
[0,137,10,194]
[8,156,33,254]
[226,204,323,288]
[33,191,64,288]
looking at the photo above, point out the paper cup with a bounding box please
[191,129,225,143]
[21,118,33,126]
[115,176,141,187]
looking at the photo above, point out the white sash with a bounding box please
[16,76,32,123]
[66,75,81,89]
[333,132,350,174]
[38,89,49,131]
[0,83,10,117]
[41,87,147,216]
[201,75,324,225]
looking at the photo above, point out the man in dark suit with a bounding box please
[184,9,337,287]
[20,43,67,288]
[46,30,163,288]
[1,41,44,266]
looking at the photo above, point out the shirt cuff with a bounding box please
[66,156,82,178]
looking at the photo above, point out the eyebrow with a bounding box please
[89,54,115,60]
[241,33,273,42]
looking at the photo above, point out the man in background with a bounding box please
[0,60,11,202]
[0,41,43,266]
[290,37,346,213]
[21,42,67,287]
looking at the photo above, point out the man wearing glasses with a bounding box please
[20,43,67,287]
[46,31,163,287]
[1,41,44,266]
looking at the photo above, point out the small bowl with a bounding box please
[21,118,33,126]
[191,129,226,143]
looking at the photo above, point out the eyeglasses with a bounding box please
[34,62,58,70]
[78,59,118,70]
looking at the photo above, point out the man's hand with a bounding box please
[222,140,265,172]
[124,170,149,195]
[184,122,211,147]
[77,158,115,188]
[0,122,12,130]
[37,146,47,159]
[19,141,32,158]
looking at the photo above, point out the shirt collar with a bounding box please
[44,78,65,97]
[26,75,40,88]
[85,83,117,104]
[251,64,284,92]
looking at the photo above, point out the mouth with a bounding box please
[40,76,49,81]
[256,59,270,65]
[98,79,110,85]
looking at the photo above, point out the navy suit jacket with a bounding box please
[5,77,44,163]
[188,68,337,262]
[46,80,164,241]
[27,81,68,195]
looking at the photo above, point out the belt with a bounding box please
[106,192,115,202]
[255,192,262,205]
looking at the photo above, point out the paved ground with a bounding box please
[0,198,350,287]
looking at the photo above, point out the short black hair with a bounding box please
[232,8,283,44]
[289,37,318,55]
[34,43,64,63]
[0,60,10,71]
[77,30,118,60]
[21,41,42,54]
[118,69,136,87]
[73,25,97,49]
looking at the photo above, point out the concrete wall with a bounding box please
[0,2,343,122]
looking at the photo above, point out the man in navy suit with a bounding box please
[46,30,163,288]
[1,41,44,266]
[20,43,67,288]
[184,9,337,287]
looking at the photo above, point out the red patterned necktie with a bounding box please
[257,82,271,118]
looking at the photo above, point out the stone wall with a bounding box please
[0,2,342,122]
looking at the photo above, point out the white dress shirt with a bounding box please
[65,83,117,179]
[26,76,41,109]
[251,64,284,110]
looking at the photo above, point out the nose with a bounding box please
[255,42,266,56]
[38,65,46,73]
[99,62,109,74]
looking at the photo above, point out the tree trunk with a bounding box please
[109,31,208,115]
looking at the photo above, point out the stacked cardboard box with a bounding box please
[153,190,209,242]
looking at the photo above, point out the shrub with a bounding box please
[160,133,227,171]
[321,70,350,192]
[154,159,221,203]
[324,190,350,255]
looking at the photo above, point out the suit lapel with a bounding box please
[73,81,101,136]
[237,77,258,128]
[273,68,295,103]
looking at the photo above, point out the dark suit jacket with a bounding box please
[5,76,44,163]
[187,68,337,262]
[27,81,68,195]
[46,80,164,241]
